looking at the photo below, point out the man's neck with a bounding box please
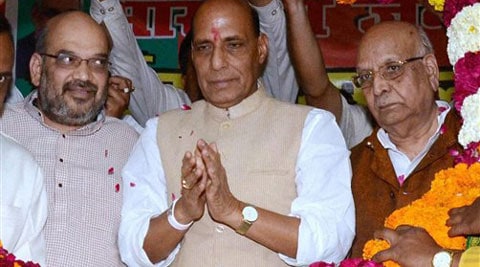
[385,109,440,160]
[43,114,84,133]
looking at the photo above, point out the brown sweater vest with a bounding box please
[157,89,312,266]
[350,110,462,257]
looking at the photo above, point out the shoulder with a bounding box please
[158,100,207,121]
[2,102,28,116]
[350,130,379,161]
[0,132,39,166]
[269,98,313,114]
[103,117,140,139]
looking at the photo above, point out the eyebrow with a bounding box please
[357,57,404,71]
[194,34,244,44]
[54,49,109,59]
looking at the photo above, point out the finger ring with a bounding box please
[122,87,135,94]
[182,179,193,190]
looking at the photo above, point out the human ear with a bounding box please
[257,33,268,65]
[29,53,43,87]
[423,53,439,92]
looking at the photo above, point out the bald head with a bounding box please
[189,0,268,108]
[29,11,111,130]
[35,11,111,54]
[355,20,440,133]
[358,21,433,64]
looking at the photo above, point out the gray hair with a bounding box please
[417,26,434,55]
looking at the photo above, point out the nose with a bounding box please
[210,46,227,71]
[371,74,391,96]
[71,60,92,81]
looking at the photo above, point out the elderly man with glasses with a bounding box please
[349,20,463,263]
[0,11,138,266]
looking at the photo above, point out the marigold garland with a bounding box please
[336,0,396,5]
[362,163,480,266]
[443,0,478,27]
[451,52,480,113]
[336,0,357,4]
[0,241,40,267]
[332,1,480,266]
[458,91,480,147]
[428,0,446,11]
[446,3,480,66]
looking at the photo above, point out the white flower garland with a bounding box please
[446,3,480,66]
[458,90,480,147]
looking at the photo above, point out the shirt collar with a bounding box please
[377,100,451,150]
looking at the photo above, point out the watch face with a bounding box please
[433,251,452,267]
[242,206,258,222]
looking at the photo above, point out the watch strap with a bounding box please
[236,220,253,235]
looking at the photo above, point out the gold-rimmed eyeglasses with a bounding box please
[352,56,426,88]
[40,52,110,72]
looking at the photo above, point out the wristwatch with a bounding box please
[236,205,258,235]
[432,250,454,267]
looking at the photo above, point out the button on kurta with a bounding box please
[215,224,225,233]
[221,122,231,129]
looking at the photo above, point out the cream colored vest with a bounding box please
[157,88,312,266]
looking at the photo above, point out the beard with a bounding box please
[37,67,107,127]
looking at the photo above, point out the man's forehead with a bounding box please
[46,17,109,56]
[193,16,253,43]
[357,37,415,68]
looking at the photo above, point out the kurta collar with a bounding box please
[205,81,267,121]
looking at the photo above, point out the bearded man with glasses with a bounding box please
[349,20,463,262]
[0,11,138,266]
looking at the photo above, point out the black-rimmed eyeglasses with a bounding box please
[40,53,110,73]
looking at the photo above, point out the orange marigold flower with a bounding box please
[363,163,480,266]
[336,0,357,4]
[363,240,398,267]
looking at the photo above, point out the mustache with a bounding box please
[63,80,98,93]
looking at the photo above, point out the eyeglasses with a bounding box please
[352,56,426,88]
[0,72,13,87]
[40,53,110,72]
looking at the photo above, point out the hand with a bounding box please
[104,75,132,118]
[282,0,306,12]
[197,139,242,224]
[175,150,207,224]
[373,226,442,267]
[247,0,272,8]
[447,197,480,237]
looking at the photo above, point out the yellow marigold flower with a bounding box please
[428,0,445,11]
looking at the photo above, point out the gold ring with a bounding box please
[182,179,193,190]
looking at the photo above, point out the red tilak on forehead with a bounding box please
[211,27,220,42]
